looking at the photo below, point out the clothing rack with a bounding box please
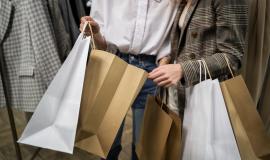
[0,46,23,160]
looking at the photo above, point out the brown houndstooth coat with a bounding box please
[170,0,248,112]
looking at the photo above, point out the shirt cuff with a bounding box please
[105,40,118,54]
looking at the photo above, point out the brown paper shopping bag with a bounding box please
[136,96,181,160]
[75,48,147,158]
[221,75,270,160]
[165,109,182,160]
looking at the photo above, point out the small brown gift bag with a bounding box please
[136,96,181,160]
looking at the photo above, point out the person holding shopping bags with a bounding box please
[148,0,248,114]
[80,0,178,159]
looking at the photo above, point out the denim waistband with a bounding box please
[116,51,156,63]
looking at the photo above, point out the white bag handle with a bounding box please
[200,54,235,81]
[198,60,212,82]
[223,54,235,78]
[82,22,89,33]
[82,21,96,50]
[198,60,203,82]
[202,59,212,79]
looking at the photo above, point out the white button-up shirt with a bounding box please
[91,0,179,60]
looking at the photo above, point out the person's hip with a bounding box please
[116,51,157,72]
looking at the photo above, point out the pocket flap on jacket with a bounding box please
[18,65,34,77]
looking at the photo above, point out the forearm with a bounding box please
[179,53,240,87]
[93,32,107,50]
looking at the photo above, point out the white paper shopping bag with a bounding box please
[182,61,240,160]
[18,24,91,154]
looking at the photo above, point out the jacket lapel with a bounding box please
[0,0,12,43]
[171,2,185,62]
[178,0,200,50]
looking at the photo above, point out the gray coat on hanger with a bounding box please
[0,0,12,109]
[0,0,61,112]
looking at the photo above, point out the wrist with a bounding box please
[93,32,107,50]
[158,56,171,65]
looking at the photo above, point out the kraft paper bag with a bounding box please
[164,107,182,160]
[182,79,241,160]
[221,75,270,160]
[136,96,181,160]
[18,23,91,153]
[75,49,148,158]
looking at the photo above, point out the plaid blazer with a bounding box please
[170,0,248,111]
[0,0,61,112]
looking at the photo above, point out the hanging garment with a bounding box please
[0,78,5,108]
[258,59,270,134]
[47,0,72,62]
[0,0,61,112]
[58,0,81,45]
[242,0,270,134]
[83,0,92,15]
[0,0,13,108]
[69,0,86,26]
[0,0,12,42]
[242,0,270,105]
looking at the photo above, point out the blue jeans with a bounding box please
[104,52,157,160]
